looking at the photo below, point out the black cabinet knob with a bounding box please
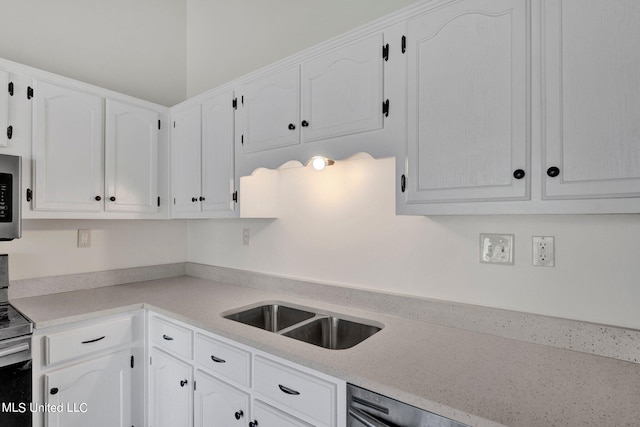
[199,196,205,201]
[50,387,59,395]
[191,197,197,203]
[95,196,102,201]
[180,379,188,387]
[249,421,258,427]
[547,166,560,178]
[288,123,296,130]
[513,169,525,180]
[235,410,244,420]
[301,120,309,127]
[109,196,116,202]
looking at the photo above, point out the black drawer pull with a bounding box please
[211,355,226,363]
[162,334,174,341]
[81,336,105,344]
[278,384,300,395]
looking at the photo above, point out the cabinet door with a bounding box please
[406,0,528,203]
[32,79,104,211]
[171,104,202,216]
[201,91,236,214]
[149,348,192,427]
[252,399,313,427]
[194,370,249,427]
[45,349,133,427]
[0,70,8,148]
[301,33,383,143]
[542,0,640,199]
[105,99,159,213]
[237,66,300,154]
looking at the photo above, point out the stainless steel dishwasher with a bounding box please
[347,384,469,427]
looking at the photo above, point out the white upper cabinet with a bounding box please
[105,99,159,213]
[405,0,528,204]
[541,0,640,199]
[0,70,8,148]
[32,79,104,212]
[201,90,236,214]
[301,33,383,143]
[171,104,202,216]
[171,90,236,219]
[236,66,301,154]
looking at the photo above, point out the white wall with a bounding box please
[185,0,417,97]
[0,0,187,106]
[1,220,188,280]
[188,158,640,330]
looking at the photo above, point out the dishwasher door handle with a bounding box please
[348,407,393,427]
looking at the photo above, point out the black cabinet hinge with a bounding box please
[6,126,12,140]
[193,381,197,391]
[232,191,238,203]
[401,35,406,54]
[158,120,161,130]
[130,355,134,368]
[8,82,14,96]
[401,174,406,193]
[382,43,389,61]
[382,99,390,117]
[26,188,32,202]
[157,197,161,207]
[241,135,244,145]
[27,86,33,100]
[232,98,238,109]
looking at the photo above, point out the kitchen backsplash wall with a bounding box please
[188,157,640,330]
[0,220,188,280]
[0,0,187,106]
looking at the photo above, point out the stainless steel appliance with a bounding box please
[0,254,33,426]
[348,384,469,427]
[0,154,21,241]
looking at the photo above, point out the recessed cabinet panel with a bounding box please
[202,91,235,213]
[149,348,192,427]
[252,400,313,427]
[542,0,640,199]
[45,349,133,427]
[238,66,301,154]
[105,99,159,213]
[301,33,383,143]
[32,80,104,211]
[406,0,527,203]
[171,104,202,215]
[0,70,8,148]
[194,370,250,427]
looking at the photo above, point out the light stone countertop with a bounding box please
[12,276,640,427]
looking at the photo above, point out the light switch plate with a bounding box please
[480,234,514,265]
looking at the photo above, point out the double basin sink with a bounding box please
[223,302,382,350]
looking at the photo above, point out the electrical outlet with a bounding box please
[533,236,555,267]
[242,228,250,246]
[480,234,514,265]
[77,229,91,248]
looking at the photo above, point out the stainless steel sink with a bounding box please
[223,302,382,349]
[283,316,381,350]
[223,304,315,332]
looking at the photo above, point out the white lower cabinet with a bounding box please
[31,311,145,427]
[45,349,134,427]
[149,348,193,427]
[147,312,346,427]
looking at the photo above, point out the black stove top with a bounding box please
[0,303,32,340]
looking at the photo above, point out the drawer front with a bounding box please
[46,316,133,365]
[254,355,337,426]
[150,316,193,359]
[195,333,251,387]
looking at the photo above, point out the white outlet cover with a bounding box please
[533,236,555,267]
[480,234,514,265]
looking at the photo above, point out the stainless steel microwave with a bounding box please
[0,154,21,241]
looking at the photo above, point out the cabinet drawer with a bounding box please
[46,316,133,365]
[195,333,251,387]
[150,316,193,359]
[254,355,338,426]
